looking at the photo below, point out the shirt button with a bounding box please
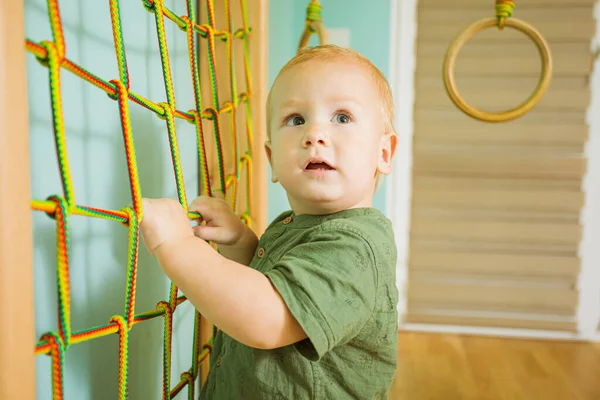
[216,357,222,367]
[283,216,292,225]
[257,248,265,258]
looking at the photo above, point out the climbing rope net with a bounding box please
[26,0,256,398]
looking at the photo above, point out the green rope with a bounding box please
[306,0,322,33]
[306,0,322,23]
[495,0,515,29]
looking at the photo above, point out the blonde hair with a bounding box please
[266,44,395,139]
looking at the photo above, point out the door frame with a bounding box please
[386,0,418,329]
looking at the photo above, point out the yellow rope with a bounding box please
[298,0,328,53]
[495,0,515,29]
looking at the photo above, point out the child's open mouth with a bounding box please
[305,162,334,171]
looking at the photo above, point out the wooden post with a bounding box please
[0,1,36,399]
[248,0,268,237]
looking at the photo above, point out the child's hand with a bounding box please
[140,198,193,254]
[189,195,247,246]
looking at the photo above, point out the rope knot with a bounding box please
[180,372,194,385]
[495,0,515,29]
[141,0,155,12]
[186,109,200,125]
[110,315,129,332]
[179,16,191,33]
[40,331,65,353]
[107,80,123,101]
[157,102,173,120]
[157,301,172,315]
[44,195,69,220]
[120,204,139,228]
[35,40,53,67]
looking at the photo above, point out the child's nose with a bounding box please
[305,137,326,146]
[303,128,328,147]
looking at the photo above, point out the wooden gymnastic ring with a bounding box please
[443,17,552,123]
[297,21,328,54]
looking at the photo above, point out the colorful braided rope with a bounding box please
[110,315,130,400]
[109,0,130,91]
[182,0,211,197]
[40,332,65,400]
[27,0,257,397]
[47,195,71,351]
[122,206,140,327]
[305,0,323,33]
[40,40,75,211]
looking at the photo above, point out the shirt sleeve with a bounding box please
[264,224,378,361]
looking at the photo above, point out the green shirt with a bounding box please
[199,208,398,399]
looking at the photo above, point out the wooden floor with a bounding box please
[390,332,600,400]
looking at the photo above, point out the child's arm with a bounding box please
[140,197,307,350]
[188,195,258,266]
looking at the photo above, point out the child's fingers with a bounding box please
[189,195,229,223]
[191,214,204,225]
[193,225,222,243]
[188,196,212,216]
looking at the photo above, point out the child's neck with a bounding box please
[290,198,373,216]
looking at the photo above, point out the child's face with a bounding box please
[265,59,396,215]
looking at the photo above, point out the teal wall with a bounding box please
[266,0,392,223]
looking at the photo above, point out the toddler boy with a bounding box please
[140,44,399,399]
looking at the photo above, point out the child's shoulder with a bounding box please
[266,209,295,229]
[315,207,394,244]
[269,208,396,268]
[269,207,392,236]
[320,207,393,232]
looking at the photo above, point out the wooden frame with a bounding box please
[248,0,268,238]
[0,1,36,399]
[1,0,268,397]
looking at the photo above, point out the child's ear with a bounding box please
[377,132,397,175]
[264,141,279,183]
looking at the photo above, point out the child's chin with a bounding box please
[301,189,342,205]
[284,182,344,206]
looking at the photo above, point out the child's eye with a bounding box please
[285,115,305,126]
[333,113,351,124]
